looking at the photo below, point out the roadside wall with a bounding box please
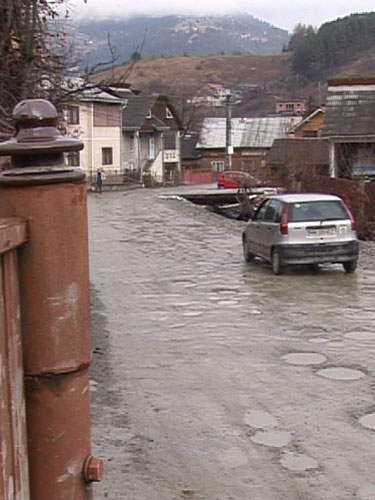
[183,168,214,185]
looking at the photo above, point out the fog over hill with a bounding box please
[73,14,289,69]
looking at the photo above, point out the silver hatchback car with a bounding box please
[242,193,359,274]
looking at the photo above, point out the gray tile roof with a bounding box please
[181,134,201,160]
[267,138,330,166]
[197,116,301,149]
[122,95,158,131]
[322,84,375,138]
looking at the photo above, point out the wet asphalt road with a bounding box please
[88,188,375,500]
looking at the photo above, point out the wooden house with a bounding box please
[322,77,375,179]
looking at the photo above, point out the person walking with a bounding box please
[96,169,103,194]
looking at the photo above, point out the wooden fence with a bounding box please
[0,218,29,500]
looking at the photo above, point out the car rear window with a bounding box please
[288,200,349,222]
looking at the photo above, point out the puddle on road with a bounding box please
[280,452,318,472]
[216,300,241,307]
[282,353,327,365]
[172,279,197,289]
[359,413,375,430]
[244,410,278,429]
[308,337,331,344]
[249,308,262,315]
[251,430,292,448]
[220,446,249,468]
[358,485,375,500]
[317,367,365,380]
[211,287,241,295]
[182,311,203,317]
[172,278,194,284]
[169,301,199,307]
[148,312,169,322]
[344,332,375,341]
[326,341,346,348]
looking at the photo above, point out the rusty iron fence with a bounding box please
[0,218,29,500]
[87,169,143,189]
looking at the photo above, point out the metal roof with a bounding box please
[197,116,301,149]
[322,84,375,138]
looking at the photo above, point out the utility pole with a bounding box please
[225,90,233,171]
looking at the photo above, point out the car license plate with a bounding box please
[307,226,336,237]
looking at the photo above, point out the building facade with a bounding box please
[64,88,123,182]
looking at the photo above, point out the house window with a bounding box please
[303,130,318,138]
[93,103,121,127]
[286,103,294,111]
[211,161,225,173]
[67,105,80,125]
[66,151,80,167]
[166,108,173,119]
[102,147,113,165]
[129,134,134,152]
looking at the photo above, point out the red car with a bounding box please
[217,170,261,189]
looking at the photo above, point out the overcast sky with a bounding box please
[67,0,375,31]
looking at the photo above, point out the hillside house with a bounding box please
[64,87,123,182]
[121,95,184,185]
[289,107,326,138]
[276,99,306,116]
[191,83,230,108]
[322,78,375,179]
[196,116,301,182]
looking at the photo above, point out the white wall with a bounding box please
[65,101,122,178]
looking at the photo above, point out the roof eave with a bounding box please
[322,134,375,142]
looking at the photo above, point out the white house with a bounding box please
[121,95,184,185]
[64,87,124,182]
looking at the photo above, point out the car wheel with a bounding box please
[242,236,255,262]
[271,249,283,275]
[343,260,357,273]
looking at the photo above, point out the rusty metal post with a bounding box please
[0,99,103,499]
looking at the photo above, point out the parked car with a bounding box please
[218,170,261,189]
[242,193,359,274]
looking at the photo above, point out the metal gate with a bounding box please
[0,218,29,500]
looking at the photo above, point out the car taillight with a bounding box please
[341,201,356,231]
[280,204,289,235]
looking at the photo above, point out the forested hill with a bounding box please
[289,12,375,80]
[75,14,289,68]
